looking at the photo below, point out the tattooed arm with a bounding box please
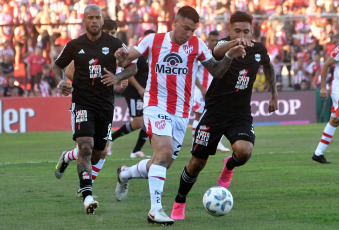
[263,62,278,113]
[53,63,73,96]
[202,45,246,79]
[101,63,138,87]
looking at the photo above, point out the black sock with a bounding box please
[132,128,148,153]
[111,122,133,141]
[79,171,92,201]
[226,153,251,170]
[175,167,198,203]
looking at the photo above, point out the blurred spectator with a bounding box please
[3,75,24,97]
[41,64,57,96]
[136,12,156,38]
[272,56,284,83]
[67,9,83,39]
[0,3,13,37]
[306,52,323,89]
[300,80,310,90]
[33,4,52,58]
[0,40,15,77]
[33,71,53,97]
[252,67,267,92]
[116,10,128,44]
[27,46,48,95]
[54,27,71,47]
[13,25,28,69]
[293,53,309,90]
[282,43,294,87]
[22,37,34,89]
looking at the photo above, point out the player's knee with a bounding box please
[131,117,144,129]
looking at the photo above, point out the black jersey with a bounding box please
[205,37,270,114]
[122,56,148,98]
[55,32,123,110]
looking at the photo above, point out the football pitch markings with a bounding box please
[0,151,298,166]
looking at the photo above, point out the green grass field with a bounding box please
[1,123,339,230]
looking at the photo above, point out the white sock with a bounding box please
[219,135,224,144]
[92,158,105,183]
[192,120,199,145]
[130,159,150,178]
[64,147,78,163]
[148,164,166,211]
[119,159,150,182]
[315,123,336,156]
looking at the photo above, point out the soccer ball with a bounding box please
[202,186,233,216]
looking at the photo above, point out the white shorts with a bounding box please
[331,92,339,117]
[193,88,205,114]
[143,106,189,159]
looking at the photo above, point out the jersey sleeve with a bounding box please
[331,46,339,61]
[134,33,153,57]
[197,38,213,63]
[54,41,74,69]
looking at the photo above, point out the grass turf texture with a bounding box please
[0,123,338,229]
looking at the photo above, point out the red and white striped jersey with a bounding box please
[330,46,339,93]
[134,32,212,118]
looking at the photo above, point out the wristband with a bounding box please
[225,51,233,60]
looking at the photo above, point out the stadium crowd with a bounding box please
[0,0,338,97]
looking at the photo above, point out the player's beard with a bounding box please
[86,25,102,37]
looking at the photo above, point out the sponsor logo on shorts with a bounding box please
[76,110,87,123]
[155,120,166,129]
[195,125,210,146]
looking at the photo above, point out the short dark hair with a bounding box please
[230,11,253,25]
[176,6,200,23]
[209,30,219,37]
[102,18,117,31]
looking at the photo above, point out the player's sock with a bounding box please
[132,128,148,153]
[226,153,250,170]
[91,159,105,183]
[148,164,166,211]
[315,122,336,156]
[175,166,198,203]
[64,147,78,163]
[111,122,133,141]
[120,159,150,180]
[79,170,92,200]
[192,120,199,145]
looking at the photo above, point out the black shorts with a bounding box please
[192,109,255,160]
[125,97,143,117]
[70,103,113,151]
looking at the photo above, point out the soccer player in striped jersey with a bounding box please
[113,6,246,225]
[312,45,339,164]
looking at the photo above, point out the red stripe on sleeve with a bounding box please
[149,33,166,106]
[166,42,180,114]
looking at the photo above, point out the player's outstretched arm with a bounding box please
[202,45,246,78]
[320,57,335,98]
[263,62,278,113]
[115,47,141,67]
[214,38,253,59]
